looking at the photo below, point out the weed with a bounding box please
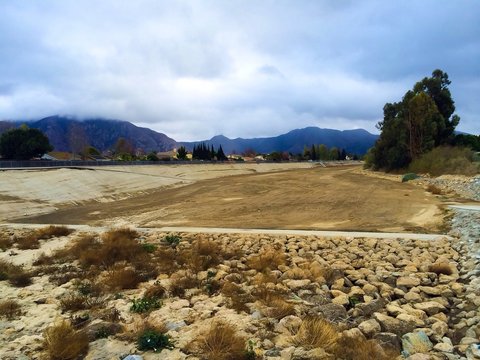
[142,243,157,253]
[60,292,91,312]
[221,281,252,313]
[429,262,454,276]
[102,264,142,291]
[427,184,443,195]
[180,238,222,272]
[138,329,173,352]
[0,260,32,287]
[144,282,167,299]
[265,297,296,320]
[0,299,22,320]
[170,271,201,298]
[164,234,181,247]
[99,307,122,323]
[43,319,89,360]
[409,146,479,176]
[130,297,161,313]
[246,247,286,273]
[292,316,339,351]
[36,225,73,239]
[189,320,248,360]
[334,335,400,360]
[15,233,40,250]
[154,247,178,274]
[0,233,14,251]
[347,295,363,309]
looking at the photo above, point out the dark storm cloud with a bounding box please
[0,0,478,140]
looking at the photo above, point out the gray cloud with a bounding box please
[0,0,478,140]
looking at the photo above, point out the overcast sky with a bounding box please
[0,1,478,140]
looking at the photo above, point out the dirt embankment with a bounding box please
[12,164,445,233]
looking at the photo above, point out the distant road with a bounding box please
[0,223,450,241]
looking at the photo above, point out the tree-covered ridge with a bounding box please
[367,69,461,171]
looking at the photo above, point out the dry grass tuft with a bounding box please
[221,281,253,313]
[0,232,14,251]
[334,335,400,360]
[0,259,32,287]
[170,271,201,298]
[427,184,443,195]
[60,292,91,312]
[0,299,22,320]
[189,320,247,360]
[102,263,142,291]
[15,226,73,250]
[265,297,296,320]
[43,319,89,360]
[144,282,167,299]
[153,247,178,274]
[429,262,454,276]
[246,246,286,273]
[292,316,339,351]
[180,238,222,272]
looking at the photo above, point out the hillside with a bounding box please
[181,127,378,155]
[0,116,177,153]
[0,116,378,155]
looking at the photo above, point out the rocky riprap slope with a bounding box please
[1,226,479,360]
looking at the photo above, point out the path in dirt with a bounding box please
[15,165,445,233]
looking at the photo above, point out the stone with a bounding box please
[169,299,190,310]
[431,321,449,338]
[402,331,433,357]
[331,294,349,306]
[397,276,421,288]
[373,332,401,352]
[317,303,347,322]
[123,356,143,360]
[358,319,381,338]
[406,354,432,360]
[275,315,302,334]
[413,301,446,316]
[374,312,414,335]
[284,279,311,290]
[434,342,454,353]
[466,344,480,359]
[397,313,425,327]
[404,291,423,302]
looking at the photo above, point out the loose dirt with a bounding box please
[11,164,445,233]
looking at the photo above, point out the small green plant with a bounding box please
[164,234,181,247]
[137,329,173,352]
[348,295,363,309]
[142,243,157,253]
[130,297,161,313]
[245,340,257,360]
[95,326,112,339]
[401,173,419,182]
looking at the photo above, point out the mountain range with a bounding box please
[0,116,379,155]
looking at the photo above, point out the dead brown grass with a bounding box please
[265,297,296,320]
[188,320,247,360]
[427,184,443,195]
[246,246,286,273]
[154,247,178,274]
[179,238,222,272]
[59,292,91,312]
[15,226,73,250]
[144,282,167,299]
[429,262,454,275]
[43,319,89,360]
[334,335,400,360]
[170,271,201,297]
[0,299,22,320]
[102,263,143,291]
[0,232,14,251]
[292,316,339,351]
[221,281,253,313]
[0,259,32,287]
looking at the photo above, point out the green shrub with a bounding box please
[138,329,173,352]
[401,173,419,182]
[164,234,181,247]
[409,146,479,176]
[130,297,161,313]
[142,243,157,253]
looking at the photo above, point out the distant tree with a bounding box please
[340,148,347,160]
[454,134,480,151]
[0,126,53,160]
[318,144,329,160]
[216,145,227,161]
[329,147,340,160]
[114,137,134,159]
[311,144,317,160]
[146,152,159,161]
[84,146,100,157]
[242,147,256,157]
[368,69,460,171]
[176,146,187,160]
[68,122,88,160]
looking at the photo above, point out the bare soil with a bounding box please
[16,165,444,233]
